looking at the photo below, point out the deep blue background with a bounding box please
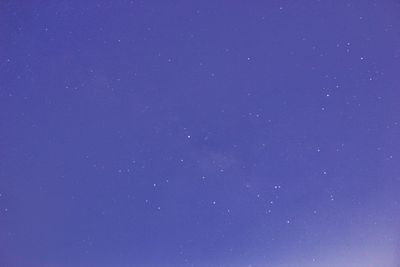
[1,1,400,266]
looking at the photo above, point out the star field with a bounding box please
[1,1,400,267]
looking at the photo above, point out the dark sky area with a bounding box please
[1,1,400,266]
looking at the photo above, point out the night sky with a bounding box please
[1,1,400,267]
